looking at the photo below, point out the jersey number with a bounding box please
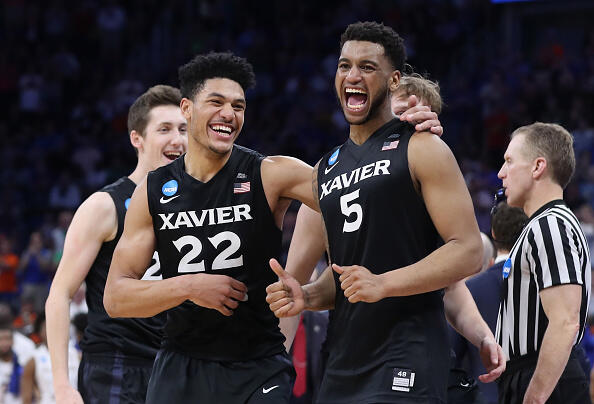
[141,251,162,280]
[172,231,243,273]
[340,189,362,232]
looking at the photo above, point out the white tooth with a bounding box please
[346,88,366,94]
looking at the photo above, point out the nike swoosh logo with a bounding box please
[324,161,339,174]
[262,385,279,394]
[160,195,180,204]
[460,382,470,388]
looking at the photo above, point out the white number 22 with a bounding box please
[172,231,243,273]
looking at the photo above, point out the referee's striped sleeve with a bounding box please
[529,215,584,290]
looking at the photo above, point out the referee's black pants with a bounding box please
[498,348,590,404]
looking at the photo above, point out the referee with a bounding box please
[496,122,591,403]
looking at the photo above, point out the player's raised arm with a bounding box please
[46,192,117,404]
[104,179,247,318]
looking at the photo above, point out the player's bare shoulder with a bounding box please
[74,190,118,242]
[408,130,459,183]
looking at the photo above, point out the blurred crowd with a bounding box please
[0,0,594,401]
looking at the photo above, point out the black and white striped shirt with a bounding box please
[496,200,591,361]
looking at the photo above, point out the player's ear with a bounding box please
[389,70,401,93]
[130,130,143,152]
[180,98,192,120]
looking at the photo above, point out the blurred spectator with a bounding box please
[0,304,35,370]
[49,210,73,269]
[48,172,81,211]
[17,232,52,313]
[0,236,19,310]
[0,320,21,404]
[21,312,79,404]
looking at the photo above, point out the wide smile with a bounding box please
[344,87,368,113]
[163,151,182,161]
[208,123,234,140]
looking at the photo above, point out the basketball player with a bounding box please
[45,85,187,404]
[103,52,318,403]
[266,22,486,403]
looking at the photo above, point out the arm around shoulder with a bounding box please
[261,156,318,212]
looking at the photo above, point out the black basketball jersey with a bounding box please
[146,145,285,361]
[317,119,450,399]
[80,177,165,359]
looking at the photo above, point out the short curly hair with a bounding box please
[340,21,406,72]
[178,52,256,100]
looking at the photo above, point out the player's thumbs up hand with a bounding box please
[266,258,306,317]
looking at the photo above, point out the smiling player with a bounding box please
[45,85,187,404]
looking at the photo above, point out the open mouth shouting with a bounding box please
[345,87,368,112]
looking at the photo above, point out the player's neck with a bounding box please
[128,164,147,185]
[348,107,394,145]
[523,181,564,217]
[184,146,232,183]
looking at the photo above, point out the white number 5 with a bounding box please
[340,189,362,232]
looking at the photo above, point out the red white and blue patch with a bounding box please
[234,182,250,194]
[382,140,399,151]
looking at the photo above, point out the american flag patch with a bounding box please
[382,140,399,151]
[234,182,250,193]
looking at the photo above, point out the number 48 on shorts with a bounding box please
[392,368,415,392]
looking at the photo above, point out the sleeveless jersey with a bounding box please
[80,177,164,359]
[317,119,449,395]
[146,145,285,361]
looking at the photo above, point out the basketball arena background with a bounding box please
[0,0,593,401]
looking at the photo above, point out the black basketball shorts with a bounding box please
[78,351,154,404]
[145,349,295,404]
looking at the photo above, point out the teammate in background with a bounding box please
[271,72,504,403]
[21,313,80,404]
[45,85,187,404]
[496,122,591,403]
[450,201,528,404]
[266,21,496,403]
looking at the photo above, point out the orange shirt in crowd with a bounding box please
[0,253,19,293]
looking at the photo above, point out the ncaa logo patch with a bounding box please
[328,149,339,166]
[162,180,178,196]
[124,198,131,210]
[502,258,512,279]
